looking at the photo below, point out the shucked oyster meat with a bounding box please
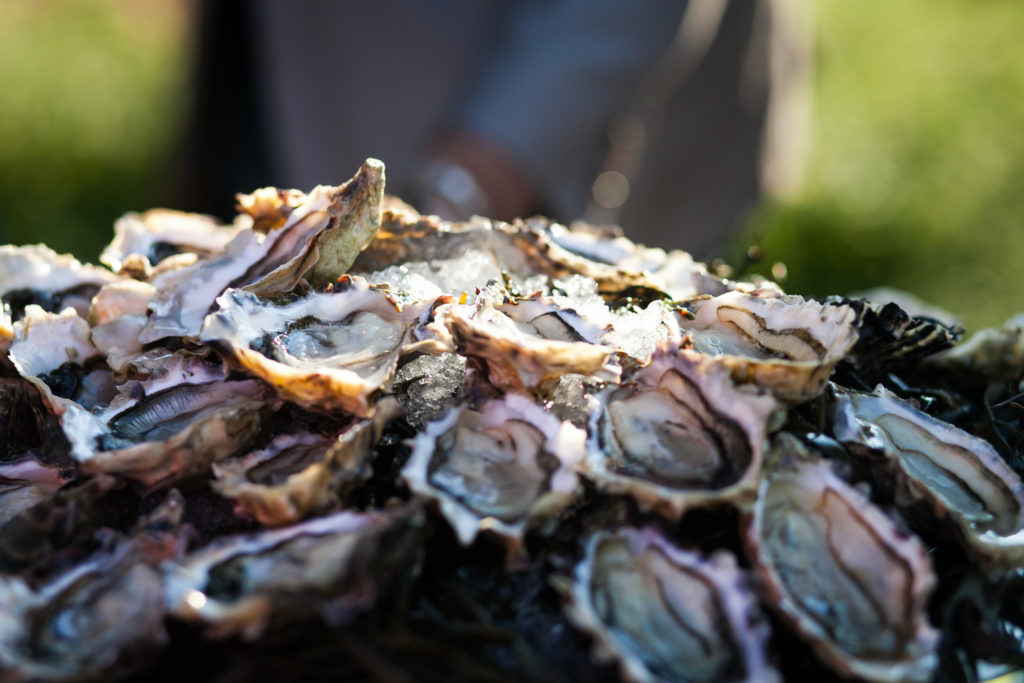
[681,290,858,402]
[582,344,778,518]
[563,527,779,683]
[747,433,939,682]
[832,384,1024,567]
[200,275,422,417]
[403,393,586,546]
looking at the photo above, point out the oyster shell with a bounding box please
[563,527,778,683]
[746,433,939,682]
[832,384,1024,567]
[163,506,421,639]
[0,245,119,322]
[441,286,620,391]
[926,312,1024,381]
[402,393,586,546]
[141,159,384,342]
[8,305,110,414]
[681,290,858,402]
[832,296,963,368]
[212,397,402,526]
[582,345,778,518]
[0,543,167,681]
[0,377,74,524]
[101,208,243,275]
[545,221,744,300]
[58,353,276,487]
[200,277,422,417]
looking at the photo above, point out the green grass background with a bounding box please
[0,0,1020,331]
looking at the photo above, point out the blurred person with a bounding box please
[176,0,809,259]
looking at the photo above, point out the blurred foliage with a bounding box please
[739,0,1024,331]
[0,0,188,259]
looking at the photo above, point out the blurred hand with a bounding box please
[413,133,537,222]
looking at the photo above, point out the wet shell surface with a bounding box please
[747,433,940,682]
[681,290,858,401]
[200,277,421,416]
[563,527,779,683]
[582,344,778,518]
[403,393,586,546]
[832,384,1024,567]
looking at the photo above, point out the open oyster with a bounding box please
[582,345,778,518]
[832,385,1024,567]
[440,286,620,391]
[351,207,658,301]
[212,398,402,526]
[0,542,167,681]
[8,305,111,414]
[58,353,276,488]
[681,290,858,402]
[0,245,119,322]
[542,222,738,300]
[746,433,939,682]
[403,393,586,546]
[163,506,421,639]
[200,276,422,417]
[562,527,778,683]
[141,159,383,342]
[100,209,243,276]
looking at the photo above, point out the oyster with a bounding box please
[58,353,276,487]
[141,159,383,342]
[0,245,119,322]
[0,475,120,578]
[162,506,421,639]
[212,398,402,526]
[681,290,858,402]
[352,207,672,306]
[100,208,243,275]
[511,276,684,363]
[0,377,74,524]
[832,296,963,368]
[200,276,422,417]
[0,543,167,682]
[926,312,1024,381]
[582,345,778,518]
[563,527,778,683]
[746,433,939,682]
[441,286,620,391]
[403,393,586,546]
[832,384,1024,567]
[8,305,111,414]
[86,280,155,373]
[545,221,742,300]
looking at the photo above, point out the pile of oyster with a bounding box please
[1,159,1023,682]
